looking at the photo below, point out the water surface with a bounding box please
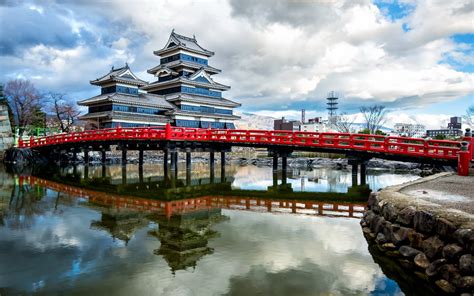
[0,163,419,295]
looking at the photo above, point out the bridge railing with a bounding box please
[18,125,464,160]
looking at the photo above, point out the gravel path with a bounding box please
[400,174,474,214]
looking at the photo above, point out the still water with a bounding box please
[0,163,420,295]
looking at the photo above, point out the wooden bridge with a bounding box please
[17,124,474,176]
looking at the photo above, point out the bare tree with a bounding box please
[359,105,387,134]
[4,79,42,136]
[334,112,356,133]
[463,105,473,128]
[47,92,81,133]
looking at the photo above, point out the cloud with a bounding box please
[0,0,473,120]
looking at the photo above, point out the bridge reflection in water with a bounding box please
[6,165,368,274]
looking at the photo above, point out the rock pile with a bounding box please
[361,192,473,295]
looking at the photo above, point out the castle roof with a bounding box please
[141,75,230,92]
[165,93,241,108]
[154,30,214,57]
[77,92,175,109]
[90,64,148,87]
[147,61,221,75]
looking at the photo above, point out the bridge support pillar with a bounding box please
[351,164,359,187]
[360,162,367,185]
[210,151,215,184]
[282,156,287,172]
[221,152,226,182]
[101,149,106,164]
[84,148,89,164]
[101,164,106,178]
[163,150,169,172]
[138,149,144,167]
[121,148,127,166]
[186,151,191,171]
[84,164,89,179]
[170,151,177,171]
[272,154,278,171]
[186,167,191,187]
[122,165,127,185]
[139,165,144,183]
[72,149,77,163]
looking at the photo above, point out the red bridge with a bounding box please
[17,124,473,176]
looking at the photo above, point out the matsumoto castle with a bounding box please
[79,30,240,129]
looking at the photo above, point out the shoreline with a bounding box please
[361,173,474,295]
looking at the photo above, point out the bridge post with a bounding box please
[273,171,278,187]
[84,164,89,179]
[360,161,367,185]
[186,151,191,171]
[272,154,278,171]
[138,149,144,167]
[72,149,77,163]
[84,148,89,164]
[462,128,473,160]
[210,151,215,184]
[221,151,226,182]
[186,166,191,187]
[281,155,287,172]
[351,164,359,187]
[101,149,106,164]
[458,141,471,176]
[101,163,106,178]
[122,164,127,184]
[121,147,127,166]
[163,149,169,172]
[170,151,178,171]
[139,165,144,183]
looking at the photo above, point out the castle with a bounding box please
[78,30,240,129]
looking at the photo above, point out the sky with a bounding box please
[0,0,473,129]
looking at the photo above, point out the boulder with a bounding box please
[382,203,397,222]
[397,206,416,226]
[454,229,473,245]
[438,264,461,282]
[371,216,386,234]
[426,259,447,277]
[376,233,387,244]
[414,211,436,234]
[408,231,425,249]
[442,244,464,261]
[422,236,445,259]
[459,254,474,274]
[368,193,379,212]
[395,226,413,245]
[457,276,474,290]
[414,252,430,269]
[435,279,456,294]
[436,218,457,239]
[399,245,422,258]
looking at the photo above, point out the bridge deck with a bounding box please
[18,125,464,164]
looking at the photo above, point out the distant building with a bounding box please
[300,117,332,133]
[391,123,426,138]
[274,117,301,131]
[447,116,462,129]
[426,116,463,138]
[78,30,240,129]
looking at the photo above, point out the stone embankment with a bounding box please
[361,173,474,295]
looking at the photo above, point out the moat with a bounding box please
[0,163,423,295]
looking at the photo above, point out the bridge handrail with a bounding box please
[17,126,465,160]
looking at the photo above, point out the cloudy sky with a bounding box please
[0,0,473,128]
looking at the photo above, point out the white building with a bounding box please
[391,123,426,138]
[299,117,334,133]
